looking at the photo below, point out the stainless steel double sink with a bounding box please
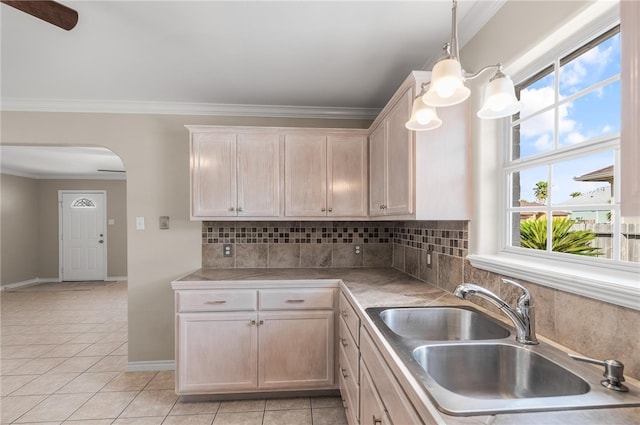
[366,306,640,416]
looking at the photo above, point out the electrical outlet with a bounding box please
[223,244,233,257]
[354,245,362,255]
[426,250,433,268]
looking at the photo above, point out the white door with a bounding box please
[60,191,106,281]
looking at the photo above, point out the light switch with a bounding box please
[108,219,115,225]
[159,216,169,229]
[135,216,145,230]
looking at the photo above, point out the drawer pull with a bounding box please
[341,310,348,317]
[205,300,227,305]
[340,368,348,378]
[340,338,348,347]
[286,299,305,303]
[373,415,382,425]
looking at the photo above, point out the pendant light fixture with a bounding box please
[406,0,521,131]
[405,82,443,131]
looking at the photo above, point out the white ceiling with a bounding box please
[0,0,505,178]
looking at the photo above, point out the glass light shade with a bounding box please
[405,96,442,131]
[423,58,470,107]
[477,74,522,119]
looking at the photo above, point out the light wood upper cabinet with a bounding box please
[285,131,368,218]
[368,87,415,217]
[368,71,470,220]
[236,133,280,217]
[328,135,368,217]
[284,133,328,217]
[189,127,280,219]
[191,131,237,217]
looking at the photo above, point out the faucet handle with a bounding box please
[501,278,532,306]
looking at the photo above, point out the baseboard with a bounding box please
[107,276,128,282]
[126,360,176,372]
[1,277,60,291]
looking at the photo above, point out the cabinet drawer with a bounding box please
[361,329,424,425]
[339,343,359,423]
[339,292,360,346]
[259,288,334,310]
[339,317,359,379]
[176,290,257,312]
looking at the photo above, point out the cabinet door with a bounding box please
[191,132,237,217]
[327,135,368,217]
[369,123,386,216]
[361,361,392,425]
[237,132,281,217]
[385,88,414,215]
[258,310,334,389]
[284,134,327,216]
[176,312,257,394]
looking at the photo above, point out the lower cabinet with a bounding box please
[177,312,257,394]
[338,290,426,425]
[174,287,336,395]
[258,310,334,390]
[360,360,392,425]
[360,328,424,425]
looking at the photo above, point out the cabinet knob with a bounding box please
[379,204,384,210]
[259,320,264,325]
[321,207,326,212]
[237,207,243,212]
[373,415,383,425]
[341,310,348,317]
[328,208,333,213]
[250,320,256,325]
[340,368,348,378]
[229,207,235,212]
[340,338,348,347]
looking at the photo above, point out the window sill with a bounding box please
[467,253,640,311]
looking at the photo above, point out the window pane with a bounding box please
[550,151,614,207]
[559,32,620,97]
[514,110,555,160]
[621,216,640,263]
[511,166,549,207]
[552,212,611,259]
[518,71,554,119]
[559,80,621,148]
[517,213,549,251]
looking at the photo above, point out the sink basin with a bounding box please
[374,307,510,341]
[366,305,640,415]
[413,344,590,399]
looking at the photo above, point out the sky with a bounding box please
[513,32,621,206]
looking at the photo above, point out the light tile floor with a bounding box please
[1,281,347,424]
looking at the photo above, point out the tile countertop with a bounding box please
[173,268,640,425]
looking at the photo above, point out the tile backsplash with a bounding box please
[202,221,394,268]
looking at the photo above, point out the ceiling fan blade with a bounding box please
[1,0,78,31]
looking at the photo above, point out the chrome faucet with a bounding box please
[454,279,539,345]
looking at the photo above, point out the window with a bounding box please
[506,25,639,266]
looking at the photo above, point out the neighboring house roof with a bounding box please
[517,201,569,219]
[557,186,611,206]
[574,165,614,183]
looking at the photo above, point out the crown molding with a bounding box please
[0,98,380,120]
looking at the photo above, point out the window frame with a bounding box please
[467,4,640,312]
